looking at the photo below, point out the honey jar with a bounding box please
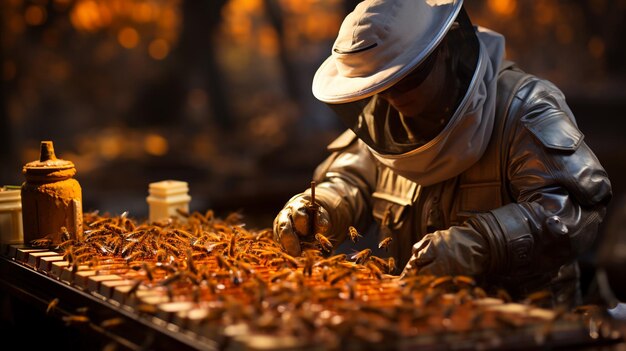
[21,141,83,245]
[0,186,23,247]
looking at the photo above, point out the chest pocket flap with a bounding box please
[372,168,420,230]
[524,113,583,151]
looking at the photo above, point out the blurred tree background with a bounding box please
[0,0,625,234]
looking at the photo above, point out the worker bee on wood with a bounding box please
[204,209,215,221]
[277,251,299,269]
[63,315,90,325]
[351,248,372,265]
[142,262,154,281]
[270,269,291,283]
[186,248,198,274]
[104,223,126,235]
[100,317,125,329]
[88,216,114,228]
[136,304,158,314]
[255,229,273,242]
[523,290,552,306]
[175,208,190,218]
[329,270,352,286]
[225,211,244,225]
[348,226,363,243]
[366,261,383,280]
[422,288,444,306]
[473,286,488,299]
[453,275,476,288]
[29,238,53,249]
[127,279,143,296]
[429,276,454,290]
[386,257,396,274]
[496,288,513,303]
[303,250,316,277]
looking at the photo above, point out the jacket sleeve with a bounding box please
[470,78,612,277]
[293,131,377,246]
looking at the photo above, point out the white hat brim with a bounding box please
[312,0,462,104]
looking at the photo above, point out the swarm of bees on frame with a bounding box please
[32,209,612,350]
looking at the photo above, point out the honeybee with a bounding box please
[270,269,291,283]
[186,248,198,274]
[127,279,143,296]
[63,315,90,325]
[496,288,512,303]
[386,257,396,274]
[329,270,352,285]
[142,262,154,281]
[378,237,393,251]
[29,238,52,249]
[351,248,372,265]
[348,226,363,243]
[453,275,476,287]
[46,298,59,314]
[366,261,383,280]
[136,304,158,314]
[429,276,453,289]
[315,233,333,252]
[100,317,125,329]
[523,290,552,306]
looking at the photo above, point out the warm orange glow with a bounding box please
[118,27,140,49]
[235,0,263,12]
[149,39,169,60]
[588,37,605,59]
[70,0,112,32]
[221,0,343,56]
[534,1,555,25]
[319,13,343,39]
[144,134,169,156]
[258,26,278,57]
[100,135,123,160]
[25,5,47,26]
[157,7,179,43]
[133,2,157,23]
[487,0,517,17]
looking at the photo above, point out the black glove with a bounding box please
[402,228,489,277]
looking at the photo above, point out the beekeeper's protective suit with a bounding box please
[273,0,612,306]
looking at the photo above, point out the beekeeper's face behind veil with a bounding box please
[313,0,502,187]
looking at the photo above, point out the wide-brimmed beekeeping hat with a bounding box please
[312,0,463,104]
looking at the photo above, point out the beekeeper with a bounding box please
[273,0,611,306]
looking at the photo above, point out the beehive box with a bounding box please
[8,210,622,351]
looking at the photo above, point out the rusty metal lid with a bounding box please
[23,141,75,172]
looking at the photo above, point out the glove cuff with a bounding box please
[472,203,534,275]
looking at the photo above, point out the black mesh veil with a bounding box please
[326,8,480,155]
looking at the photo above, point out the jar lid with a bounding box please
[23,141,75,171]
[0,186,21,202]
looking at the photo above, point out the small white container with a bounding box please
[0,186,24,245]
[146,180,191,223]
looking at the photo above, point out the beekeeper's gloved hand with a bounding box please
[402,228,489,277]
[273,195,330,257]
